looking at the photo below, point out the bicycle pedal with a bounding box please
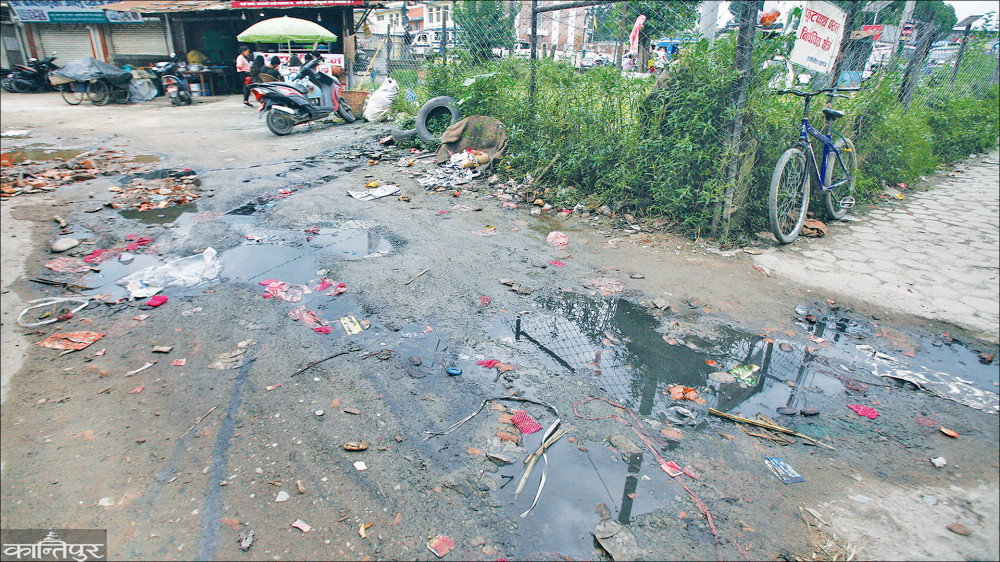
[839,196,856,209]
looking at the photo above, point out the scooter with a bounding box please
[151,57,192,106]
[2,55,59,93]
[249,57,355,136]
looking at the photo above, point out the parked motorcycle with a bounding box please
[249,57,355,136]
[2,55,59,93]
[151,57,192,106]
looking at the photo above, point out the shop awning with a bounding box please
[101,1,233,13]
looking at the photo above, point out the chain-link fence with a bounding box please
[353,1,999,239]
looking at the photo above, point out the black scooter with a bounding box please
[2,55,58,93]
[151,58,192,106]
[249,57,355,136]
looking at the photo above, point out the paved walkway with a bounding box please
[755,150,1000,342]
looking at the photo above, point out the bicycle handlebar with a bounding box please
[775,87,859,97]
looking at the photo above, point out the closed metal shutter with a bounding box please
[110,22,168,57]
[35,23,94,64]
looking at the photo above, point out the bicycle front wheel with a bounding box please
[823,137,857,220]
[60,83,84,105]
[88,80,109,105]
[768,146,811,244]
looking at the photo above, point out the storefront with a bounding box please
[7,0,147,63]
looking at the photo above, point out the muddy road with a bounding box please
[1,93,998,561]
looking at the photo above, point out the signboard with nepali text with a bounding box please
[9,1,141,23]
[789,0,846,73]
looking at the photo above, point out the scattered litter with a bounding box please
[940,426,958,438]
[546,231,568,248]
[426,535,454,558]
[129,385,145,394]
[581,277,625,295]
[17,297,90,327]
[275,491,289,503]
[343,441,368,451]
[172,359,186,366]
[344,407,361,415]
[477,360,501,369]
[143,295,168,308]
[347,183,400,201]
[593,518,648,561]
[930,456,947,467]
[875,366,999,413]
[511,410,542,434]
[36,331,103,351]
[763,456,804,484]
[124,361,156,377]
[237,528,255,551]
[44,257,93,274]
[259,279,309,302]
[548,260,566,268]
[265,383,282,391]
[290,520,311,532]
[152,346,172,353]
[287,306,327,329]
[663,406,697,426]
[353,461,367,471]
[359,521,374,538]
[779,342,793,352]
[340,316,364,335]
[847,404,879,419]
[118,248,220,290]
[124,281,162,299]
[315,409,324,416]
[208,339,254,370]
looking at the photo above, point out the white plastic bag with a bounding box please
[117,247,221,290]
[363,77,399,122]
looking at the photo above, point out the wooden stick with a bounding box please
[709,407,835,450]
[404,268,429,285]
[291,348,358,377]
[529,153,560,186]
[180,405,218,439]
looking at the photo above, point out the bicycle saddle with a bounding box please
[823,108,845,121]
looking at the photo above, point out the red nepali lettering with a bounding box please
[822,37,833,50]
[827,20,841,32]
[799,27,823,47]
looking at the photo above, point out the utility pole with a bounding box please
[700,0,719,41]
[890,0,915,63]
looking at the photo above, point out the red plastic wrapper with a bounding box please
[36,331,104,350]
[145,295,168,307]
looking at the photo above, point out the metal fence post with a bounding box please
[530,0,538,114]
[714,0,761,237]
[899,22,936,108]
[949,22,974,92]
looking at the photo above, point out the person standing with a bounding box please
[236,45,252,107]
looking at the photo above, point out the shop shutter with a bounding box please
[35,23,94,64]
[110,22,168,57]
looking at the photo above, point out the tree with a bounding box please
[453,0,517,65]
[872,0,957,39]
[591,1,698,68]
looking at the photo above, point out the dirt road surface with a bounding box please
[2,92,997,561]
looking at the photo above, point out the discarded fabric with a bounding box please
[511,410,542,434]
[347,184,400,201]
[144,295,168,307]
[477,360,501,369]
[44,257,92,273]
[36,331,104,351]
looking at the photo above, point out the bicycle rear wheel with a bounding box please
[87,80,109,105]
[823,137,857,220]
[109,85,129,104]
[768,146,811,244]
[60,83,84,105]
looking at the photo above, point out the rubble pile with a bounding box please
[0,148,158,198]
[109,170,201,211]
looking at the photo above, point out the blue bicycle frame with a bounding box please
[796,94,851,192]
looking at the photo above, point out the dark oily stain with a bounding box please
[4,147,85,164]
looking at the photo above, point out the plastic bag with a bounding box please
[117,247,220,290]
[128,78,158,102]
[363,77,398,122]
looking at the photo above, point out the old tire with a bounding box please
[266,110,295,136]
[337,98,356,123]
[415,95,460,142]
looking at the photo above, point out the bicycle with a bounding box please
[57,81,86,105]
[86,78,130,106]
[768,88,858,244]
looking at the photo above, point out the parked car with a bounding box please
[492,41,531,59]
[580,52,613,70]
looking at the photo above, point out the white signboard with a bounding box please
[789,1,846,73]
[10,1,141,23]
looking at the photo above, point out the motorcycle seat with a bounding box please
[269,81,308,94]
